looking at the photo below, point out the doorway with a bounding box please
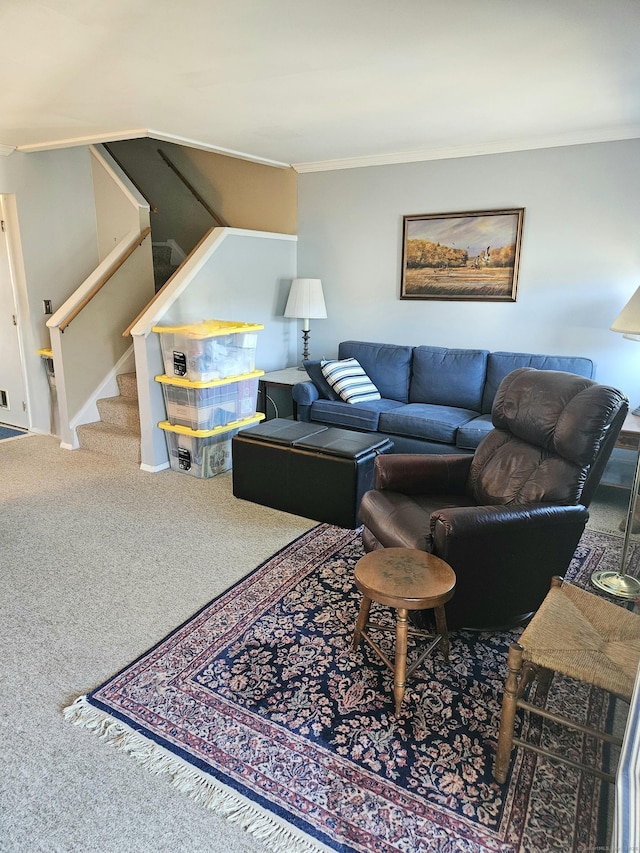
[0,195,29,429]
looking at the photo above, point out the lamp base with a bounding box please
[298,327,311,364]
[591,569,640,600]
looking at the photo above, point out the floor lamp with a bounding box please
[591,285,640,600]
[284,278,327,368]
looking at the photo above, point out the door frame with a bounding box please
[0,194,32,429]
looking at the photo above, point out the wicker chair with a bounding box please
[493,576,640,784]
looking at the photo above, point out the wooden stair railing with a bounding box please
[59,227,152,333]
[122,227,217,338]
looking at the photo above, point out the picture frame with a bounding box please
[400,208,525,301]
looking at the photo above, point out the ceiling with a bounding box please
[2,0,639,172]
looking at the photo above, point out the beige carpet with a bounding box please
[1,434,314,853]
[0,434,632,852]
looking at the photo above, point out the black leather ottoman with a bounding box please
[232,418,393,528]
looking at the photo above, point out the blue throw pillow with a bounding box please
[303,360,341,401]
[321,358,381,404]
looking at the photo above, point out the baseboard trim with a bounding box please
[140,461,170,473]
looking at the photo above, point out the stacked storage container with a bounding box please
[154,320,266,478]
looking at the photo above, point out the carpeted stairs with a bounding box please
[153,243,180,291]
[76,372,140,463]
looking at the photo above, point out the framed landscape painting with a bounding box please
[400,208,525,301]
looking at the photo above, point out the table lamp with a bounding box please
[591,286,640,600]
[284,278,327,367]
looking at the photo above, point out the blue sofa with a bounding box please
[292,341,596,454]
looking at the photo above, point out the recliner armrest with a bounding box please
[429,502,590,630]
[374,453,473,494]
[431,502,588,548]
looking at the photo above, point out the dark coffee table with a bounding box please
[231,418,393,528]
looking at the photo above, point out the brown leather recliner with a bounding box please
[359,368,628,631]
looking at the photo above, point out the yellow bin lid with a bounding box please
[152,319,264,338]
[158,412,265,438]
[154,369,264,389]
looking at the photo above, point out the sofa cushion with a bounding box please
[410,346,489,411]
[456,413,494,450]
[481,352,596,413]
[379,404,478,444]
[310,398,404,431]
[338,341,413,402]
[303,360,341,401]
[321,358,381,404]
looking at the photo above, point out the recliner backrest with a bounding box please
[467,368,628,507]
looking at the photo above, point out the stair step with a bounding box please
[96,395,140,429]
[77,422,141,464]
[153,243,173,263]
[117,372,138,399]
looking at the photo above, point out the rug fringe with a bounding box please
[63,695,329,853]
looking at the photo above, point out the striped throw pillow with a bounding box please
[320,358,381,404]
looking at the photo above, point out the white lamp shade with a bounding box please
[611,286,640,341]
[284,278,327,320]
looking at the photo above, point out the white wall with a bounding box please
[160,230,298,373]
[297,139,640,403]
[90,146,148,262]
[0,148,98,432]
[131,228,298,470]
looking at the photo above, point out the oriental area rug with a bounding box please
[64,525,634,853]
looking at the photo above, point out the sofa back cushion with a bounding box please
[481,352,596,413]
[409,346,489,411]
[338,341,413,402]
[303,359,341,401]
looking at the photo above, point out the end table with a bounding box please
[258,367,304,420]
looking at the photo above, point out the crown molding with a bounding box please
[16,129,149,153]
[15,128,291,169]
[292,126,640,173]
[10,124,640,172]
[147,130,291,169]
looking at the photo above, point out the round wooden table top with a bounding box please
[354,548,456,610]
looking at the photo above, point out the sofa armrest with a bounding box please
[373,453,473,494]
[292,381,320,406]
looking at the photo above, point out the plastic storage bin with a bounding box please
[159,413,265,479]
[153,320,264,382]
[156,370,263,431]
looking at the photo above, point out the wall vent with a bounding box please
[0,389,9,408]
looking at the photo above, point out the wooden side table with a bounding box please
[603,412,640,490]
[258,367,303,420]
[352,548,456,716]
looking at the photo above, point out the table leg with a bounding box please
[434,605,450,662]
[394,607,409,716]
[353,596,371,650]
